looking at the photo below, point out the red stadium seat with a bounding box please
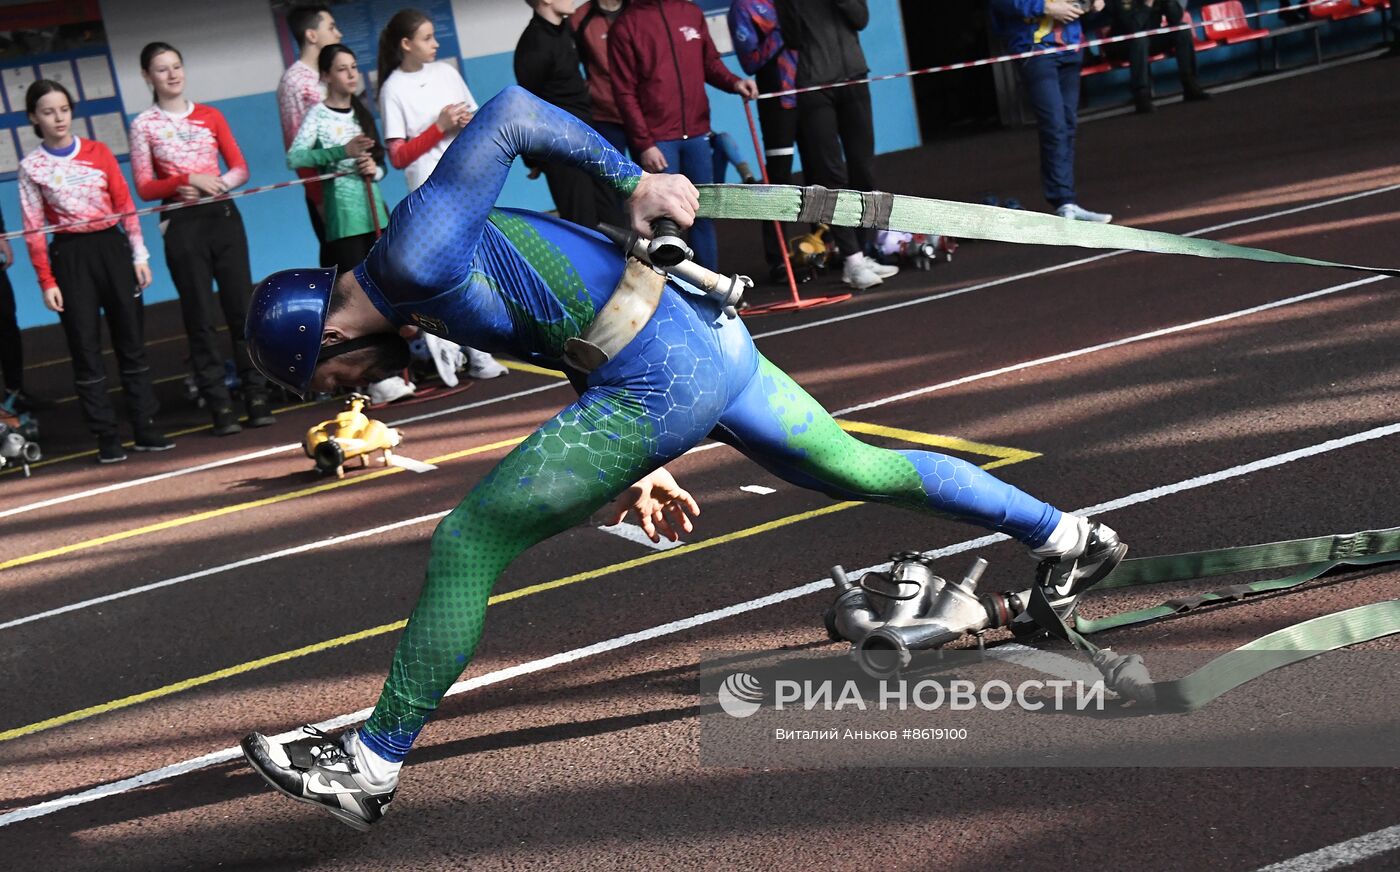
[1184,11,1219,51]
[1310,0,1376,19]
[1201,1,1272,42]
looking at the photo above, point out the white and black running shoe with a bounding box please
[241,726,396,831]
[1012,519,1128,635]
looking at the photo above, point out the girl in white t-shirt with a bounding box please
[376,9,475,193]
[373,8,505,385]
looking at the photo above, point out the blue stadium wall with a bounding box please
[8,0,917,329]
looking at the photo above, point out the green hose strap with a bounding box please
[1023,531,1400,711]
[696,184,1400,277]
[1094,526,1400,590]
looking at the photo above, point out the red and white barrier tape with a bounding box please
[755,0,1349,100]
[1,168,352,242]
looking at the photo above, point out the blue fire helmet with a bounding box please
[245,267,338,397]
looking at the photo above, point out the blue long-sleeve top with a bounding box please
[989,0,1086,54]
[355,86,644,369]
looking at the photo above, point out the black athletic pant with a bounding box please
[1106,0,1199,96]
[163,201,265,408]
[49,228,159,436]
[795,80,878,258]
[541,162,625,230]
[0,267,22,393]
[756,98,799,270]
[322,232,377,274]
[306,194,328,270]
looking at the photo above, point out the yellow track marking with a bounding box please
[500,359,568,378]
[836,419,1040,470]
[0,436,526,571]
[0,500,858,742]
[0,398,325,477]
[0,446,1039,742]
[0,418,1036,567]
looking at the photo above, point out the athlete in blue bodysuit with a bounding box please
[241,86,1124,830]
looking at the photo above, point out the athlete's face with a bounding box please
[143,51,185,101]
[324,52,361,99]
[29,91,72,142]
[308,335,411,393]
[401,21,438,65]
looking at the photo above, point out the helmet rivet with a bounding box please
[289,366,296,372]
[295,353,302,360]
[309,284,317,289]
[299,325,306,332]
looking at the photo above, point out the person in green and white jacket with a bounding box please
[288,44,390,274]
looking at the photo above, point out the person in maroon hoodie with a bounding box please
[608,0,757,269]
[570,0,629,154]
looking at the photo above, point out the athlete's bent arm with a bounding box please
[372,85,697,294]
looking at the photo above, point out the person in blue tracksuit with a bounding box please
[990,0,1114,224]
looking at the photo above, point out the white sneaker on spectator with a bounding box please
[367,375,416,405]
[421,333,465,387]
[1056,203,1113,223]
[841,254,884,290]
[466,347,509,379]
[868,259,899,280]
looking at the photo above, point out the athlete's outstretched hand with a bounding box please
[606,466,700,543]
[628,171,700,240]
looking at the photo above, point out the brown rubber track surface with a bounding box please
[1,57,1398,871]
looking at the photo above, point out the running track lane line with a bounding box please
[0,418,1023,573]
[1,420,1397,830]
[2,272,1381,612]
[1253,825,1400,872]
[8,176,1394,486]
[0,382,568,515]
[747,181,1400,342]
[0,435,531,573]
[0,501,862,742]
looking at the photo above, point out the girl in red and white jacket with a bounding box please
[19,80,172,463]
[128,41,272,435]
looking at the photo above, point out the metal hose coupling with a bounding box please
[597,223,752,319]
[824,553,1033,679]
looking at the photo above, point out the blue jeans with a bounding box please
[1018,51,1082,208]
[651,136,718,270]
[710,130,749,183]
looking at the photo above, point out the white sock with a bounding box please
[844,252,866,267]
[1031,513,1087,559]
[345,730,402,787]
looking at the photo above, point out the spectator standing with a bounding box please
[514,0,625,229]
[377,8,506,387]
[728,0,799,284]
[19,80,172,463]
[774,0,898,291]
[570,0,629,154]
[288,44,390,274]
[1105,0,1209,113]
[277,4,342,252]
[0,203,56,412]
[989,0,1113,223]
[608,0,758,271]
[129,41,274,436]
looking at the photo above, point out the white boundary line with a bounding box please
[597,523,683,551]
[0,383,566,521]
[1254,824,1400,872]
[6,181,1395,520]
[0,274,1381,632]
[0,420,1394,828]
[748,182,1400,342]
